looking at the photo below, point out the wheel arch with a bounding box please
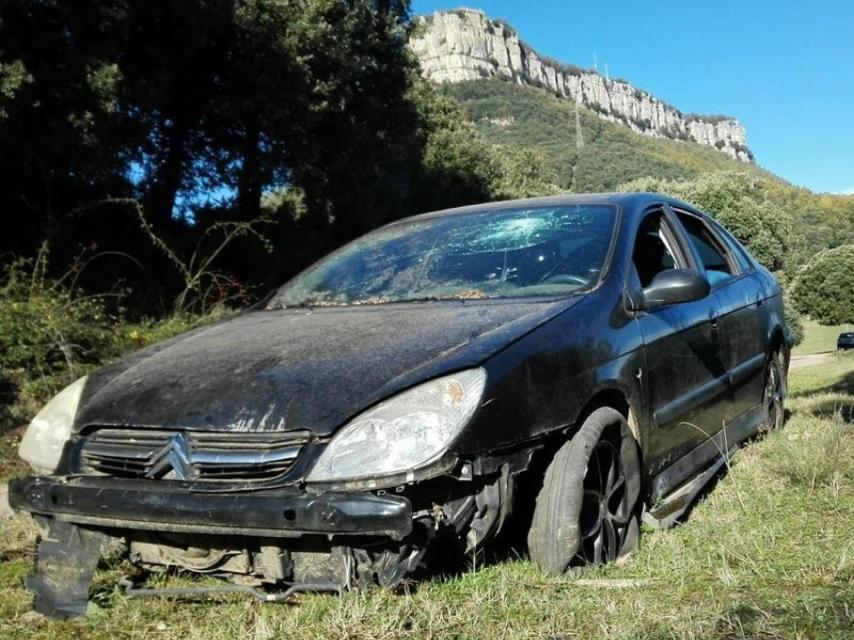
[573,386,641,445]
[769,324,787,357]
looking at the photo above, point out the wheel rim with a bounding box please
[764,359,784,430]
[577,433,632,564]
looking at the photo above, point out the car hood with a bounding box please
[75,297,583,436]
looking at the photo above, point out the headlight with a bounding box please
[306,368,487,484]
[18,376,88,475]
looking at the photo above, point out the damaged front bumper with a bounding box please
[8,475,413,539]
[9,475,417,618]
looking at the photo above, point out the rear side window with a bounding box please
[714,224,754,272]
[676,213,735,286]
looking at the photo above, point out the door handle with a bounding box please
[708,308,719,328]
[755,294,764,308]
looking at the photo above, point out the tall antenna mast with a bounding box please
[592,52,598,72]
[605,62,610,82]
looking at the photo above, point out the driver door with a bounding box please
[632,208,728,499]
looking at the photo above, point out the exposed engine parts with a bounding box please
[125,466,518,588]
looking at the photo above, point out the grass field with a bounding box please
[794,319,853,356]
[1,355,853,638]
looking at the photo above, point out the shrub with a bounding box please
[783,295,805,347]
[0,251,224,429]
[0,253,120,423]
[791,245,854,325]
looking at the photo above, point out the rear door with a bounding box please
[631,207,728,496]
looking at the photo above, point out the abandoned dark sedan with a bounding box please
[838,332,854,350]
[10,193,791,617]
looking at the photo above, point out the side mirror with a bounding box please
[635,269,710,311]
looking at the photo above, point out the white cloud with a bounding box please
[836,187,854,195]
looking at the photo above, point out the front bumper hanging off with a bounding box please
[9,475,414,539]
[10,475,416,618]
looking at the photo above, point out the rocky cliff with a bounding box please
[410,9,753,162]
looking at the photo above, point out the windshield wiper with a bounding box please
[269,293,492,309]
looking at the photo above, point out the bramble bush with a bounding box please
[0,253,117,424]
[0,251,223,431]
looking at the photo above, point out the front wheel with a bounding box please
[528,407,641,574]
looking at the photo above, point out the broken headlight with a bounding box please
[18,376,87,475]
[306,368,487,483]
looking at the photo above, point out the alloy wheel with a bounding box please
[763,356,784,431]
[578,432,632,564]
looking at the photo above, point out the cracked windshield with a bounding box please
[271,204,616,307]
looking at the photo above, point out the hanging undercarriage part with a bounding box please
[26,516,111,618]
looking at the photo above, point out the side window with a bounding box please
[716,224,753,272]
[632,212,679,287]
[676,213,735,286]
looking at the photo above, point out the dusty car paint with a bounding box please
[73,299,582,438]
[9,192,790,617]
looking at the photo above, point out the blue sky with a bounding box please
[412,1,854,194]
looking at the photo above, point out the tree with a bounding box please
[0,1,422,302]
[783,295,805,347]
[618,172,800,272]
[0,0,563,310]
[791,245,854,325]
[120,0,237,227]
[493,145,561,199]
[0,0,132,256]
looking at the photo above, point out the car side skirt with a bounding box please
[649,402,763,502]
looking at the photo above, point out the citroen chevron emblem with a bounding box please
[146,432,196,480]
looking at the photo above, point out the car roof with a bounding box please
[398,192,705,224]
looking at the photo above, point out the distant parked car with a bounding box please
[11,193,791,618]
[838,332,854,350]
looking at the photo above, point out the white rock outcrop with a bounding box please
[410,9,752,162]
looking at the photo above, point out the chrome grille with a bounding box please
[78,428,310,482]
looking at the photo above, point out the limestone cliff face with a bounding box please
[410,9,753,162]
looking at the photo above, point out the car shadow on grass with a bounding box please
[788,363,854,424]
[805,398,854,423]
